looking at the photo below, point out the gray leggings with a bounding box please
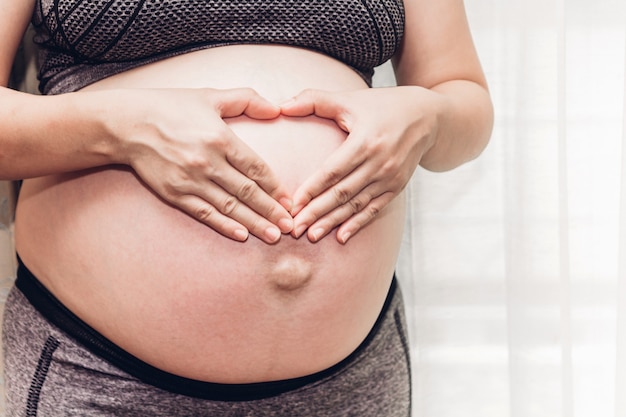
[3,268,411,417]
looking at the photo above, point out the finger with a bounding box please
[223,134,294,226]
[176,194,249,242]
[280,89,351,130]
[291,167,385,239]
[335,192,396,244]
[290,134,367,216]
[303,185,378,242]
[212,190,284,244]
[214,88,281,119]
[293,178,385,239]
[182,182,285,244]
[213,167,294,234]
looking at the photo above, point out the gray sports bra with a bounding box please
[31,0,405,94]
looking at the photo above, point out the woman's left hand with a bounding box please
[280,86,444,244]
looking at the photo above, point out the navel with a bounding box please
[268,255,313,292]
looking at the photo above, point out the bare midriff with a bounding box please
[14,45,405,384]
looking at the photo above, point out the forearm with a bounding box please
[419,79,493,172]
[0,87,117,180]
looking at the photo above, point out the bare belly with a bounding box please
[14,45,405,383]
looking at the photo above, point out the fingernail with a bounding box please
[234,229,249,242]
[310,228,325,242]
[339,231,351,244]
[278,217,294,233]
[265,226,281,243]
[293,224,307,238]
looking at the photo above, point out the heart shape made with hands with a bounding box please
[226,86,427,244]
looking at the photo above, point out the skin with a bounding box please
[282,0,494,243]
[0,0,492,242]
[0,0,293,244]
[12,49,407,381]
[0,0,493,383]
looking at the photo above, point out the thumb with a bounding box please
[280,89,349,129]
[216,88,281,120]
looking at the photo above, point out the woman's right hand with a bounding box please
[107,87,294,244]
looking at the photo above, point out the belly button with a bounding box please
[269,256,313,292]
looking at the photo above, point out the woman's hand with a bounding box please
[280,86,444,244]
[109,87,294,243]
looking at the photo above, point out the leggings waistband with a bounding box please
[15,257,398,401]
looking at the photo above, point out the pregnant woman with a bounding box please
[0,0,493,415]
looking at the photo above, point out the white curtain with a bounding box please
[1,1,625,416]
[382,0,626,416]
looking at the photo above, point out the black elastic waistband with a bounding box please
[15,257,397,401]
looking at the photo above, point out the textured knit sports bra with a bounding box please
[31,0,405,94]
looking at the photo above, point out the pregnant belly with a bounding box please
[14,46,406,383]
[15,45,404,383]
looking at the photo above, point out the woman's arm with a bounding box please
[393,0,493,171]
[281,0,494,243]
[0,0,293,244]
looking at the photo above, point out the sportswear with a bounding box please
[3,261,412,416]
[31,0,406,94]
